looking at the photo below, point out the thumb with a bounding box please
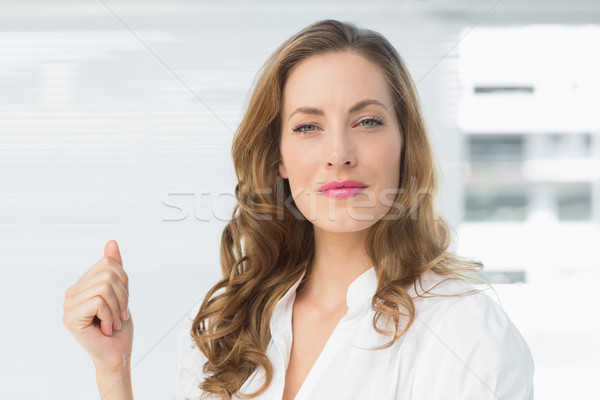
[104,239,123,268]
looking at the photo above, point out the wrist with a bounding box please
[95,360,133,400]
[94,354,132,376]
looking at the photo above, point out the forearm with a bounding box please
[95,361,134,400]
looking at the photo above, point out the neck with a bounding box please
[298,226,373,312]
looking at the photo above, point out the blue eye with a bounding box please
[358,117,384,128]
[292,123,318,134]
[291,117,384,135]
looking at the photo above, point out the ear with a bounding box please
[278,160,288,179]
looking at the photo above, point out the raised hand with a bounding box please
[63,240,133,373]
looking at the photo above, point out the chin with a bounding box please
[294,200,390,232]
[310,214,380,234]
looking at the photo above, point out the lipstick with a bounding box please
[318,180,367,198]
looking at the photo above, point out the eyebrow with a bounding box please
[287,99,388,121]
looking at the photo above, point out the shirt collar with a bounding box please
[275,266,378,312]
[346,267,378,309]
[277,267,452,311]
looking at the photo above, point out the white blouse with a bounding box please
[175,267,534,399]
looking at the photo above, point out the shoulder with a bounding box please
[175,286,227,399]
[175,301,217,400]
[408,272,535,399]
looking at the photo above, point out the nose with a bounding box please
[326,128,357,169]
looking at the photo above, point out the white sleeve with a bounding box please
[174,303,210,400]
[411,293,535,400]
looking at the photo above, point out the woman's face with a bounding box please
[279,51,402,233]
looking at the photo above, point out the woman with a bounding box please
[63,19,534,400]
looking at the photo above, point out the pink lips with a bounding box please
[318,180,367,198]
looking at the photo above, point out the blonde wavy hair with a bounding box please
[191,19,484,399]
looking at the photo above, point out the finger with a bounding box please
[74,257,129,292]
[94,296,115,336]
[104,239,123,268]
[64,276,128,321]
[72,239,124,288]
[67,267,128,306]
[71,280,121,332]
[63,295,114,336]
[99,280,122,330]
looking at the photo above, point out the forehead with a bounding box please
[282,51,393,113]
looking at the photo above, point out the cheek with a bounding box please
[374,138,402,186]
[280,155,301,188]
[282,146,319,182]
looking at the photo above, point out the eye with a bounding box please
[357,117,384,128]
[292,123,319,134]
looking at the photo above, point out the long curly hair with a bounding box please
[190,19,484,399]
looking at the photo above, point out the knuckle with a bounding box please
[98,256,108,269]
[100,269,113,281]
[99,282,112,297]
[105,269,120,284]
[106,269,118,281]
[93,296,104,310]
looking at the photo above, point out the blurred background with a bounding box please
[0,0,598,398]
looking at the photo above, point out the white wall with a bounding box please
[1,1,598,398]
